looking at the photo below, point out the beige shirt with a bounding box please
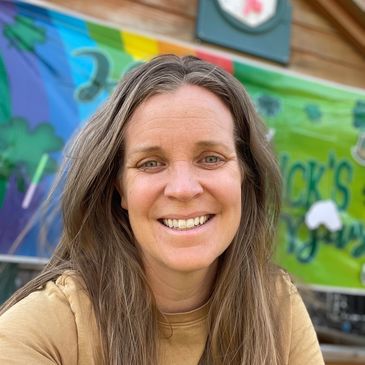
[0,272,324,364]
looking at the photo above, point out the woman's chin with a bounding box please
[156,250,219,275]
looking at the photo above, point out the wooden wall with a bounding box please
[37,0,365,89]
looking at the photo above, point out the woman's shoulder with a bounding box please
[54,270,92,306]
[273,268,298,297]
[0,271,100,364]
[11,270,91,314]
[271,268,325,364]
[0,270,88,316]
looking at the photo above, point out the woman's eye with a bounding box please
[138,160,163,171]
[204,156,221,163]
[200,155,225,167]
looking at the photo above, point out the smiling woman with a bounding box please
[0,55,324,365]
[118,85,242,290]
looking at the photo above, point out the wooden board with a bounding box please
[35,0,365,89]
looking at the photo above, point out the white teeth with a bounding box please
[162,215,210,230]
[186,218,194,228]
[178,220,186,229]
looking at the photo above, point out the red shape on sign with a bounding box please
[243,0,263,16]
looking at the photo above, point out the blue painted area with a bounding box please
[49,7,109,124]
[0,2,49,127]
[17,3,78,141]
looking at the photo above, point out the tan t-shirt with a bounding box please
[0,272,324,364]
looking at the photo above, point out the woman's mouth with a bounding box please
[159,215,213,230]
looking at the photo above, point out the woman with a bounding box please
[0,55,324,364]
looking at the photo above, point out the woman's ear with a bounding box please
[121,195,128,210]
[114,181,128,210]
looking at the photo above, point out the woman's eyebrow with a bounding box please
[128,141,234,155]
[195,140,233,151]
[128,145,163,155]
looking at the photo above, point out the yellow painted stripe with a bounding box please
[122,31,159,60]
[158,40,195,57]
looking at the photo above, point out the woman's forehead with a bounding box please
[129,85,231,125]
[123,85,235,151]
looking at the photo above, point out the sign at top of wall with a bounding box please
[197,0,292,64]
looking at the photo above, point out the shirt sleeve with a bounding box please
[287,279,325,365]
[0,281,78,365]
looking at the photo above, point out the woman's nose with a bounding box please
[164,162,203,201]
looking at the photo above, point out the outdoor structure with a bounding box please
[36,0,365,89]
[1,1,365,364]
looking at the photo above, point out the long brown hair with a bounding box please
[1,55,283,364]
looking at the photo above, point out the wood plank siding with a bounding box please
[36,0,365,89]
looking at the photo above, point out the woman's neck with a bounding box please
[145,260,218,314]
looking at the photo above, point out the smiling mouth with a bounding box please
[159,215,213,230]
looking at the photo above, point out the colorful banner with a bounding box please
[0,0,365,290]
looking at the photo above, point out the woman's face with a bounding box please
[118,84,242,275]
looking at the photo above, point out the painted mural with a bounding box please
[1,0,365,290]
